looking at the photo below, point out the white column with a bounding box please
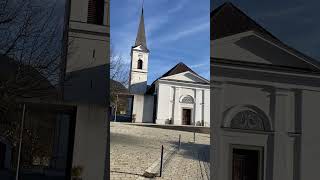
[195,89,202,125]
[173,87,181,125]
[211,81,225,180]
[272,88,294,180]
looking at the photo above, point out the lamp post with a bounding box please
[114,94,118,122]
[16,103,26,180]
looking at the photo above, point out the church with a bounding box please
[211,2,320,180]
[128,9,210,127]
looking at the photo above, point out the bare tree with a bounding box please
[110,44,130,111]
[0,0,68,164]
[110,44,130,87]
[0,0,67,115]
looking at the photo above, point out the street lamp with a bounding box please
[114,94,118,122]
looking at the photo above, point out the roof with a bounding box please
[0,55,59,100]
[110,79,128,94]
[211,2,280,41]
[146,62,205,94]
[211,2,320,71]
[159,62,199,78]
[134,8,147,49]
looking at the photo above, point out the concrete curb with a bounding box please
[124,122,210,134]
[136,147,178,179]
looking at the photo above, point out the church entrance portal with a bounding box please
[232,147,263,180]
[182,109,191,125]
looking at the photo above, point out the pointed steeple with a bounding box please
[135,8,147,48]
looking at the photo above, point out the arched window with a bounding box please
[137,59,143,69]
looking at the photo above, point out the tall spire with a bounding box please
[135,7,147,48]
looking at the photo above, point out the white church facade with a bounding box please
[129,9,210,127]
[211,3,320,180]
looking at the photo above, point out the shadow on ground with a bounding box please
[168,141,210,163]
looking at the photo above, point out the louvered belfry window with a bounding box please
[87,0,104,25]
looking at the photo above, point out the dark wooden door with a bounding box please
[232,148,260,180]
[182,109,191,125]
[0,142,5,169]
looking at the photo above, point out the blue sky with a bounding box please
[111,0,210,84]
[212,0,320,61]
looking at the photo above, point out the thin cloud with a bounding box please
[167,0,189,14]
[190,63,207,68]
[157,21,209,44]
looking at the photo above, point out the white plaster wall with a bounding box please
[156,83,170,124]
[223,84,270,117]
[204,89,210,127]
[72,104,107,180]
[143,95,154,123]
[132,94,144,123]
[195,89,203,125]
[130,48,149,94]
[300,90,320,180]
[66,34,109,73]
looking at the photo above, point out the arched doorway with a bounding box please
[180,95,195,125]
[223,105,272,180]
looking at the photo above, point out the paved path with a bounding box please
[110,122,210,180]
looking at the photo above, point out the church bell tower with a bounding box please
[129,8,150,94]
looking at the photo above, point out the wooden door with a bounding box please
[182,109,191,125]
[232,148,260,180]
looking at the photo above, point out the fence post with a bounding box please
[193,132,196,142]
[160,145,164,177]
[178,134,181,150]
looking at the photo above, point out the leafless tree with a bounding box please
[110,43,130,103]
[0,0,67,115]
[110,44,130,87]
[0,0,68,162]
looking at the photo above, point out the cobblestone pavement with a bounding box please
[110,122,210,180]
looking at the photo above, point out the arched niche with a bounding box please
[223,105,272,131]
[180,95,194,104]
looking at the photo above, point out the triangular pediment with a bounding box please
[211,2,320,72]
[212,30,320,72]
[160,71,209,84]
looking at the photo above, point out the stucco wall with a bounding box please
[300,90,320,180]
[143,95,154,123]
[132,94,144,123]
[72,104,107,180]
